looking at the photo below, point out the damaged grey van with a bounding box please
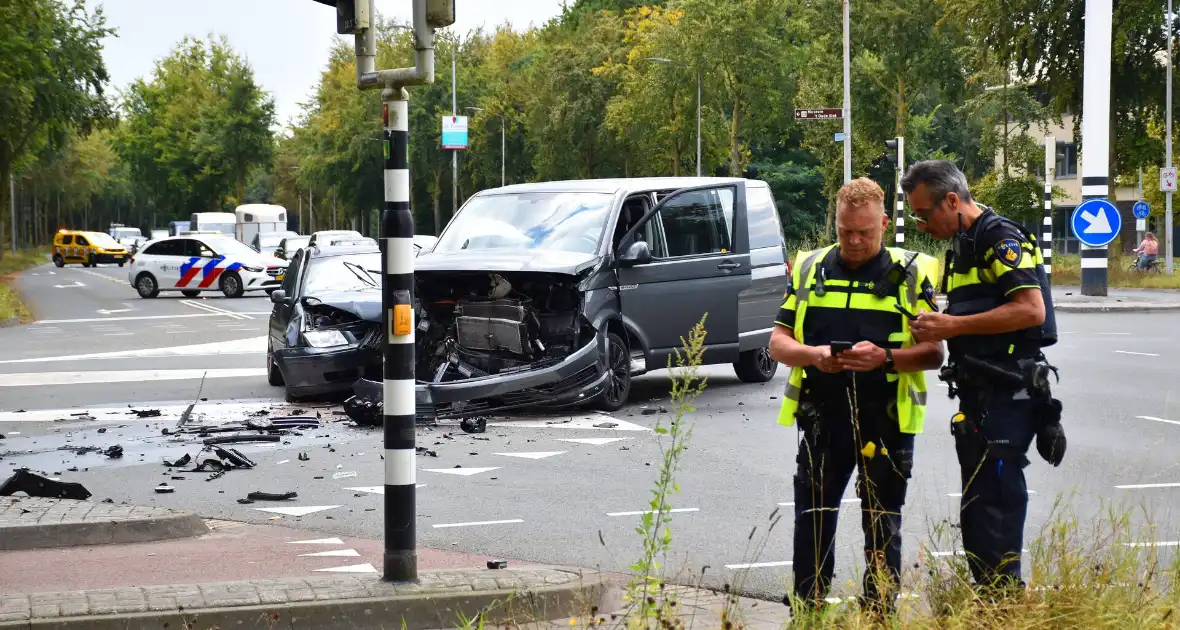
[346,177,789,422]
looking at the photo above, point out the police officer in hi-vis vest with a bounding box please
[901,159,1066,595]
[770,177,945,614]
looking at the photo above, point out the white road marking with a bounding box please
[276,460,291,465]
[493,451,567,460]
[489,415,651,431]
[313,563,378,573]
[1137,415,1180,426]
[103,333,135,337]
[299,549,360,557]
[0,336,267,364]
[1124,541,1180,548]
[0,400,286,424]
[343,485,425,495]
[254,505,341,517]
[422,467,500,477]
[431,519,524,528]
[778,498,858,507]
[287,538,345,545]
[1115,351,1159,357]
[53,281,85,288]
[606,508,699,517]
[725,561,792,569]
[35,313,229,325]
[0,368,266,387]
[96,309,132,315]
[181,299,252,321]
[556,437,633,446]
[948,490,1036,497]
[931,548,1027,557]
[1115,483,1180,489]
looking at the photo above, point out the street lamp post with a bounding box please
[645,57,701,176]
[466,107,505,187]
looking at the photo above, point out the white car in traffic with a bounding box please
[128,234,288,299]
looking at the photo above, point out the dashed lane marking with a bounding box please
[180,299,251,320]
[725,561,792,570]
[607,508,699,517]
[0,335,266,364]
[1114,483,1180,489]
[1138,415,1180,426]
[493,451,568,460]
[1124,541,1180,548]
[288,538,345,545]
[423,467,500,477]
[431,519,524,528]
[778,498,858,507]
[299,549,361,557]
[35,313,232,325]
[1115,350,1159,357]
[0,368,266,387]
[948,490,1037,497]
[556,437,633,446]
[313,563,378,573]
[254,505,341,517]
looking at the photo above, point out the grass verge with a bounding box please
[0,247,48,324]
[1052,254,1180,289]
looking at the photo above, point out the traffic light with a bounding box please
[426,0,456,28]
[309,0,370,35]
[885,138,900,167]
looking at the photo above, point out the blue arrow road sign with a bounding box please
[1133,201,1150,219]
[1070,198,1122,248]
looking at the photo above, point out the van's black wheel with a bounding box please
[734,347,777,383]
[595,332,631,411]
[267,341,284,386]
[53,254,64,267]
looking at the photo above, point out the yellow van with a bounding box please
[52,230,130,267]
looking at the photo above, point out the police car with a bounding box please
[127,234,289,299]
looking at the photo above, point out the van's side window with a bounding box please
[657,188,734,258]
[75,236,90,247]
[746,185,784,250]
[60,235,74,245]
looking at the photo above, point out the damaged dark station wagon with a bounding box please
[348,176,790,422]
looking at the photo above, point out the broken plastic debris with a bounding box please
[487,560,508,570]
[460,417,487,434]
[332,471,358,480]
[593,422,618,429]
[0,469,92,500]
[104,445,124,459]
[131,409,162,418]
[298,452,310,461]
[246,491,297,501]
[163,454,192,468]
[155,484,175,493]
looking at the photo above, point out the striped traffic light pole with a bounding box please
[1043,136,1054,277]
[381,88,418,582]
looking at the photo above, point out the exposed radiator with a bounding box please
[455,299,529,354]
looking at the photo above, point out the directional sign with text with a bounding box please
[1070,198,1122,248]
[795,108,843,120]
[1162,167,1178,192]
[1133,201,1150,219]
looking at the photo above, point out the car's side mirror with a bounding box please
[617,240,653,267]
[270,289,289,305]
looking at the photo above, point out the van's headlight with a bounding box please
[242,265,263,273]
[303,330,350,348]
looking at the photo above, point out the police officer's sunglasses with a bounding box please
[907,198,943,225]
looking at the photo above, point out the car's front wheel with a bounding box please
[734,346,777,383]
[267,341,284,386]
[135,273,160,299]
[220,271,244,298]
[53,254,64,267]
[594,332,631,412]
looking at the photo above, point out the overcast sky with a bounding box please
[85,0,567,130]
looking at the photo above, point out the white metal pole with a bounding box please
[309,188,314,233]
[696,70,702,177]
[500,116,505,187]
[1044,135,1055,277]
[333,187,338,230]
[842,0,851,183]
[1080,0,1112,296]
[8,174,14,254]
[894,136,905,245]
[451,43,457,228]
[1168,0,1175,274]
[1138,166,1145,246]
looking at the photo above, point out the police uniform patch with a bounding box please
[994,238,1023,268]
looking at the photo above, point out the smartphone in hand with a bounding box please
[830,340,854,355]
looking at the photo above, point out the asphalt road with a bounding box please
[4,259,1180,603]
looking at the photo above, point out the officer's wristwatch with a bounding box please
[883,348,895,372]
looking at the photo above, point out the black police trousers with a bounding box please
[790,404,915,607]
[956,384,1038,590]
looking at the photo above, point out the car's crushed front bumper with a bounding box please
[343,333,608,424]
[274,343,381,399]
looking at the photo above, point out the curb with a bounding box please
[0,566,624,630]
[0,504,210,551]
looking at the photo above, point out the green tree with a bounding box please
[116,35,275,220]
[0,0,112,253]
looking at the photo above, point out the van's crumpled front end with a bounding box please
[345,264,609,425]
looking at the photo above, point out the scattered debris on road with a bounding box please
[154,483,174,493]
[246,491,297,501]
[298,452,310,461]
[0,469,92,500]
[130,409,162,418]
[103,445,124,459]
[487,560,508,570]
[460,417,487,434]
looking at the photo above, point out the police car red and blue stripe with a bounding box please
[175,256,245,288]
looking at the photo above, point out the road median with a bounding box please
[0,496,209,551]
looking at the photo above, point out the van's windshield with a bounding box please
[433,192,613,255]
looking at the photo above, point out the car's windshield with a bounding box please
[89,233,121,248]
[205,237,261,259]
[303,253,382,294]
[433,192,614,255]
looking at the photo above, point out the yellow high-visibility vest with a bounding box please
[776,245,940,434]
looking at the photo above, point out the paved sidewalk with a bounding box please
[539,584,791,630]
[1051,286,1180,312]
[0,496,207,551]
[0,566,619,630]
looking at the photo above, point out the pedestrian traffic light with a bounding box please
[309,0,370,35]
[885,139,900,167]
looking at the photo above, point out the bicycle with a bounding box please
[1127,257,1162,273]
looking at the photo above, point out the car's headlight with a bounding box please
[303,330,350,348]
[242,265,263,273]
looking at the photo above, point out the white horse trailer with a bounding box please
[234,204,288,246]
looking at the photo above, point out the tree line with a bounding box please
[3,0,1177,254]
